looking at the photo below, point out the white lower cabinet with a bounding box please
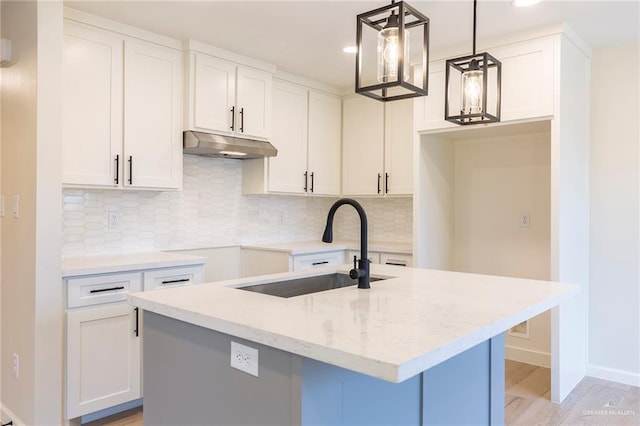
[65,264,204,420]
[66,303,141,419]
[291,251,344,271]
[65,271,142,419]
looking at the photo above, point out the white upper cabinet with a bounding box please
[342,96,384,196]
[267,80,309,194]
[192,54,236,134]
[62,21,123,187]
[414,35,555,132]
[123,39,183,189]
[243,79,341,196]
[342,96,413,196]
[384,99,414,195]
[493,37,554,121]
[307,91,342,195]
[62,19,183,190]
[186,52,272,140]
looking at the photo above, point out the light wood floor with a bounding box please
[87,360,639,425]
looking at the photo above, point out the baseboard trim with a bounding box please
[1,403,26,426]
[587,364,640,387]
[505,345,551,368]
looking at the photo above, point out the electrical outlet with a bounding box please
[107,211,121,230]
[230,341,258,377]
[519,211,531,228]
[12,353,19,379]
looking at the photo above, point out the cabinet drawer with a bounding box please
[67,272,142,308]
[292,251,344,271]
[345,250,380,264]
[379,253,413,267]
[143,265,204,291]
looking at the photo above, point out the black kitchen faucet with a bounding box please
[322,198,370,289]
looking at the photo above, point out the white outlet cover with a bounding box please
[230,341,259,377]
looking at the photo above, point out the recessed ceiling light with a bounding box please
[512,0,541,6]
[342,46,357,54]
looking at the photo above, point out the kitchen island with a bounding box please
[128,264,577,425]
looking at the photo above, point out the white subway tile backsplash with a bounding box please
[62,155,412,256]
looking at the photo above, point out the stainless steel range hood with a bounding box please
[183,131,277,159]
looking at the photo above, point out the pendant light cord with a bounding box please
[472,0,477,55]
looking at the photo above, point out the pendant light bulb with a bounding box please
[377,12,409,83]
[461,59,483,114]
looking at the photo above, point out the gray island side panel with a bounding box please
[143,311,505,426]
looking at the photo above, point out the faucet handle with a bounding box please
[349,255,364,280]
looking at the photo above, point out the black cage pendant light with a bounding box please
[445,0,501,124]
[356,0,430,102]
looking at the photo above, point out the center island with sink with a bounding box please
[128,262,577,426]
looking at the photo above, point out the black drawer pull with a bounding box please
[230,106,235,130]
[377,173,381,194]
[304,171,308,192]
[89,286,125,294]
[385,262,407,266]
[312,261,329,266]
[134,307,139,337]
[161,278,190,285]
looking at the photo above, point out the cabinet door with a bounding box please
[66,303,141,419]
[413,62,456,132]
[342,96,384,195]
[493,37,554,121]
[268,81,308,193]
[123,39,183,189]
[191,53,236,134]
[308,91,342,196]
[62,21,123,187]
[384,99,414,195]
[236,66,272,140]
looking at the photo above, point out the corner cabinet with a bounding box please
[243,80,341,196]
[185,51,272,140]
[414,35,554,132]
[62,20,183,190]
[342,96,413,196]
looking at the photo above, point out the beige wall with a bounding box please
[1,1,63,424]
[588,43,640,385]
[453,133,552,366]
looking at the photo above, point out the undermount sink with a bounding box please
[236,273,386,298]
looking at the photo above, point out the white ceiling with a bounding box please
[65,0,640,92]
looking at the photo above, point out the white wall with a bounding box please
[588,43,640,386]
[1,1,63,424]
[453,134,552,366]
[62,155,413,257]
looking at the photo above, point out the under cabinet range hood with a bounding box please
[183,131,277,159]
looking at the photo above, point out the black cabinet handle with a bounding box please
[304,171,308,192]
[239,107,244,132]
[310,172,315,193]
[128,156,133,185]
[230,106,235,130]
[312,261,329,266]
[377,173,381,194]
[114,154,120,184]
[134,307,139,337]
[89,286,125,294]
[385,261,407,266]
[385,172,389,194]
[161,278,190,285]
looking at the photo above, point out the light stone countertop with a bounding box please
[241,240,413,255]
[62,251,206,277]
[128,264,578,383]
